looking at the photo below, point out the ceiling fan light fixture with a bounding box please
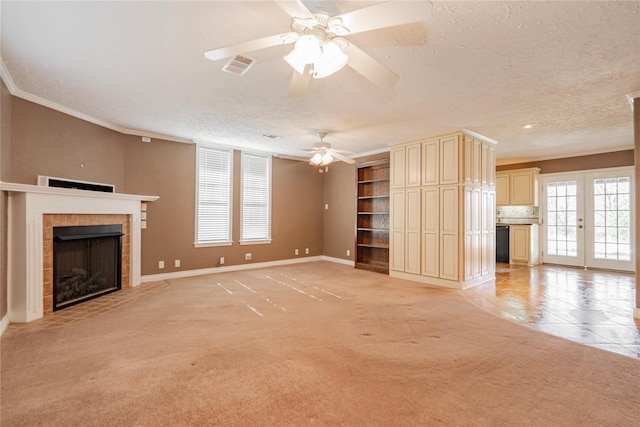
[321,152,333,165]
[309,152,323,165]
[313,40,348,79]
[284,49,308,75]
[294,34,322,63]
[327,17,350,36]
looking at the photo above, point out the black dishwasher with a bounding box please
[496,225,510,263]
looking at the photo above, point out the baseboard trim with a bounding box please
[0,313,10,337]
[389,270,495,290]
[321,256,356,267]
[140,255,354,283]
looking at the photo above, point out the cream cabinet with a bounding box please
[509,224,539,266]
[390,130,496,289]
[496,168,540,206]
[389,190,405,271]
[391,144,421,189]
[495,174,510,205]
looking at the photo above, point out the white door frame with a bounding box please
[541,167,635,272]
[541,173,585,267]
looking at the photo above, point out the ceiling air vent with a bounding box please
[221,55,257,76]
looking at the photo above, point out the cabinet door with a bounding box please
[463,186,482,280]
[481,142,495,186]
[510,170,535,205]
[440,186,459,280]
[510,225,531,264]
[390,147,406,189]
[440,135,460,184]
[463,136,473,184]
[495,173,509,205]
[463,187,473,279]
[406,143,421,187]
[481,189,496,275]
[405,188,421,274]
[422,187,439,277]
[472,138,482,184]
[389,190,405,271]
[422,139,439,186]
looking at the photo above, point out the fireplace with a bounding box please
[2,181,157,323]
[53,224,123,310]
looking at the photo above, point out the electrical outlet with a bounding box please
[174,259,180,268]
[346,250,351,257]
[325,203,329,210]
[219,256,225,265]
[159,260,165,269]
[245,253,252,261]
[295,249,299,255]
[305,248,309,254]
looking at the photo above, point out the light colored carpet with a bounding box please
[2,261,639,426]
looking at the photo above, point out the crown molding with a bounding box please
[0,57,191,144]
[495,145,634,166]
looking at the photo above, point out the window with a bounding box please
[241,152,271,243]
[195,145,232,246]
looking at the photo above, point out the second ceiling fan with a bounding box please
[204,1,433,97]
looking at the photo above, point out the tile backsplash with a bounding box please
[496,206,539,224]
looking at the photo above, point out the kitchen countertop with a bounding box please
[496,221,540,226]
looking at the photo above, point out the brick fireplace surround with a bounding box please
[42,214,131,314]
[1,182,157,324]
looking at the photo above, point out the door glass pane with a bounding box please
[592,177,630,261]
[546,180,578,257]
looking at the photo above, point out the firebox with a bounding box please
[53,224,123,310]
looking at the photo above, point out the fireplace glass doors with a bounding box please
[53,224,123,310]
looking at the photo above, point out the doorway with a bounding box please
[541,167,635,272]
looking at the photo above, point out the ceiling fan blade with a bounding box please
[288,64,313,98]
[204,32,299,61]
[331,151,356,165]
[274,154,310,162]
[341,41,399,88]
[328,1,433,36]
[332,149,355,154]
[273,0,317,27]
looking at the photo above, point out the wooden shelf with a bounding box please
[355,160,390,274]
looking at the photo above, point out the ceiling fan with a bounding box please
[204,1,433,98]
[304,132,355,166]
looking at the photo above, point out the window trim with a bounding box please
[194,144,233,247]
[239,151,272,245]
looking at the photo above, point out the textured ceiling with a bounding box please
[1,1,639,164]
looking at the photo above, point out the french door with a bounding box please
[541,167,634,272]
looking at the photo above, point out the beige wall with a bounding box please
[1,80,12,318]
[9,98,126,187]
[497,150,633,174]
[321,152,391,261]
[5,96,327,276]
[124,134,325,274]
[322,162,356,260]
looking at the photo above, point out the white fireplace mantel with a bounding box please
[1,181,158,323]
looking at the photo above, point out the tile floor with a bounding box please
[464,263,640,359]
[2,280,168,335]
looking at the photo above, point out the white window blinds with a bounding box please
[196,146,232,245]
[241,152,271,242]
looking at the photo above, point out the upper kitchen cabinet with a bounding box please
[496,168,540,206]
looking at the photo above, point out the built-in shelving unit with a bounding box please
[355,160,390,274]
